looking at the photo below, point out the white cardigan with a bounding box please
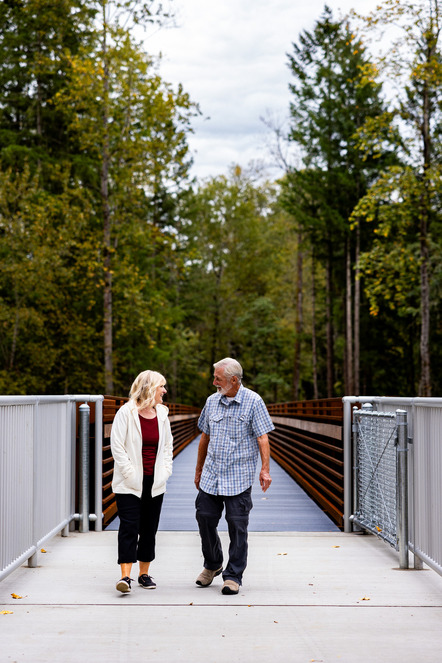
[111,400,173,498]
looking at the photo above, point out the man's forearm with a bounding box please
[195,432,210,489]
[257,433,272,492]
[257,433,270,471]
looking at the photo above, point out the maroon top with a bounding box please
[139,414,159,476]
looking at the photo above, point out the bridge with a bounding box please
[1,395,442,661]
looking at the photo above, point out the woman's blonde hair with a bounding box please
[130,370,166,410]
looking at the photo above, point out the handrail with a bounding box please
[101,397,201,527]
[267,398,344,528]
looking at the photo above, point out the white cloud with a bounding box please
[145,0,384,180]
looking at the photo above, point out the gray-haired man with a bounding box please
[194,357,275,594]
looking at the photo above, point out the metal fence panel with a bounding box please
[33,402,75,545]
[353,410,398,548]
[412,405,442,574]
[0,395,103,581]
[0,404,35,575]
[344,396,442,577]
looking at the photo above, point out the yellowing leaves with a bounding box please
[1,611,13,615]
[11,593,23,599]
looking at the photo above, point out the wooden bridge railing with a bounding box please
[87,394,344,530]
[267,398,344,528]
[101,397,200,528]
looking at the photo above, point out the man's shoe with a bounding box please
[116,576,132,593]
[195,566,223,587]
[138,574,156,589]
[222,579,240,595]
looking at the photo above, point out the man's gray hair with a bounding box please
[214,357,243,382]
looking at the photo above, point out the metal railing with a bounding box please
[343,396,442,576]
[351,405,409,568]
[0,395,103,582]
[267,398,344,527]
[101,397,200,527]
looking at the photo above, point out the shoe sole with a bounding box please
[196,567,223,587]
[222,587,239,595]
[138,584,156,589]
[116,582,131,593]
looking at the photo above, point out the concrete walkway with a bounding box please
[1,529,442,662]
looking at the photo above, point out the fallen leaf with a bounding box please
[361,596,371,601]
[11,593,23,599]
[332,545,340,548]
[277,552,287,556]
[189,602,193,605]
[41,549,47,553]
[375,526,382,533]
[274,620,278,623]
[1,611,13,615]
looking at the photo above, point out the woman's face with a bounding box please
[154,382,167,406]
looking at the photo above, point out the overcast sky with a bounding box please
[146,0,383,181]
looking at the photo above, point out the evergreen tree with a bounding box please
[284,5,389,396]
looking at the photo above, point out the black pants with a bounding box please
[115,475,164,565]
[195,487,253,585]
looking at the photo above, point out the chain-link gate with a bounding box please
[351,405,409,568]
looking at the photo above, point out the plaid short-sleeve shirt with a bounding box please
[198,384,275,496]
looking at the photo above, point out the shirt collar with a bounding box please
[220,383,244,406]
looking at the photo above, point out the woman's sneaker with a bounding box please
[116,577,132,593]
[138,574,156,589]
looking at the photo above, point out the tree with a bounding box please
[56,1,197,393]
[0,0,95,176]
[0,164,102,393]
[284,5,389,396]
[179,166,296,404]
[353,0,442,395]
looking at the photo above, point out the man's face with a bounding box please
[213,367,237,396]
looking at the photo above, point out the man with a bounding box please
[194,357,275,595]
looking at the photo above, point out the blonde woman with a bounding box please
[111,370,173,593]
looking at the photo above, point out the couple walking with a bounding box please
[110,357,275,596]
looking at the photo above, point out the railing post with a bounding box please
[396,409,409,569]
[94,398,103,532]
[79,403,90,533]
[343,397,353,532]
[352,406,359,529]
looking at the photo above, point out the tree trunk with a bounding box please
[325,235,335,397]
[354,222,361,395]
[419,202,431,396]
[418,40,432,396]
[293,234,303,400]
[102,8,113,394]
[311,249,319,400]
[345,236,353,395]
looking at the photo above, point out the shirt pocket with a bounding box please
[209,413,224,430]
[232,413,249,440]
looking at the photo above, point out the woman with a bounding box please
[111,370,173,593]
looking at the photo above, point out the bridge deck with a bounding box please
[2,528,442,661]
[107,435,339,532]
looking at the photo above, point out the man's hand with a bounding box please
[259,469,272,493]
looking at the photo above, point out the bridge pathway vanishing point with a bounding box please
[106,435,339,533]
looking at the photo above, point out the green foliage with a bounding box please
[0,0,441,403]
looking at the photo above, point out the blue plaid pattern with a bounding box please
[198,384,275,496]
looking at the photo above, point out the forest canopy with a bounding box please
[0,0,441,404]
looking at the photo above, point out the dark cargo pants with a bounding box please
[195,487,253,585]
